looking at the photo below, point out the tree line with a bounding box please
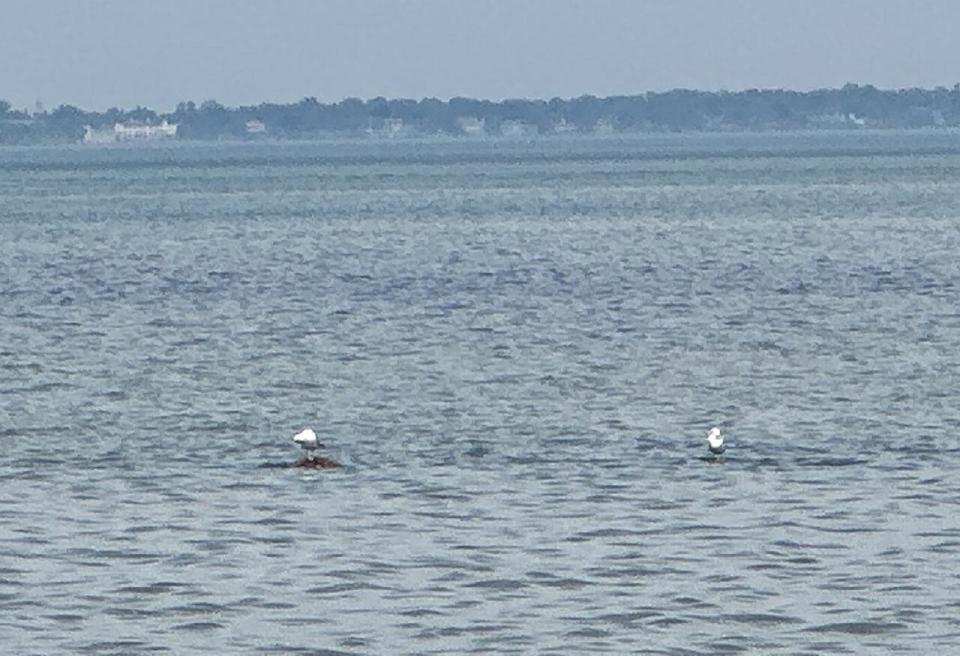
[3,84,960,144]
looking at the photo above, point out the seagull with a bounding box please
[292,427,340,468]
[706,426,726,456]
[293,427,321,459]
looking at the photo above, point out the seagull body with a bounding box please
[293,427,319,452]
[706,426,726,455]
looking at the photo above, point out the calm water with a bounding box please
[2,132,960,654]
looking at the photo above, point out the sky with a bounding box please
[2,0,959,112]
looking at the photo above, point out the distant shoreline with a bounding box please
[4,84,960,145]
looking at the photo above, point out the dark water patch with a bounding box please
[397,607,446,618]
[273,380,328,390]
[254,601,298,610]
[77,641,167,654]
[720,612,803,625]
[672,596,717,609]
[564,627,611,638]
[305,582,392,595]
[339,636,374,649]
[572,527,648,540]
[796,523,884,534]
[745,562,786,572]
[60,548,165,562]
[44,613,85,622]
[249,516,297,527]
[462,578,528,591]
[877,584,925,593]
[417,622,518,638]
[648,616,688,627]
[411,557,495,573]
[220,480,277,491]
[163,601,236,616]
[805,621,907,635]
[526,572,594,590]
[593,610,663,626]
[114,582,189,595]
[171,621,225,631]
[914,529,960,538]
[795,457,868,468]
[104,607,159,619]
[587,566,682,579]
[784,556,820,565]
[769,539,849,551]
[182,538,251,553]
[925,540,960,553]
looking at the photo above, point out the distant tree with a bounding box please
[9,85,960,145]
[567,95,603,131]
[41,104,90,142]
[174,99,246,139]
[126,105,158,122]
[367,96,390,118]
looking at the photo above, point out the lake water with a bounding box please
[2,132,960,654]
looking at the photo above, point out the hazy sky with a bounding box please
[2,0,959,111]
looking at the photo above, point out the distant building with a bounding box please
[245,119,267,134]
[366,117,407,138]
[809,113,867,129]
[456,116,485,135]
[593,119,615,135]
[82,126,114,144]
[114,120,178,140]
[500,120,537,137]
[83,120,178,144]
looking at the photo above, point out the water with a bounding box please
[2,132,960,654]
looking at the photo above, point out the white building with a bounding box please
[366,117,407,138]
[500,120,536,137]
[83,120,178,144]
[82,125,115,144]
[456,116,485,135]
[593,119,615,135]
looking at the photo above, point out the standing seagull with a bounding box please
[706,426,726,456]
[293,428,320,457]
[292,427,340,468]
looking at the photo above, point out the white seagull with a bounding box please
[293,427,321,459]
[706,426,726,455]
[291,427,340,468]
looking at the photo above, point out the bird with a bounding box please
[293,427,320,455]
[705,426,726,456]
[292,427,340,468]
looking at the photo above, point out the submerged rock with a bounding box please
[294,456,340,469]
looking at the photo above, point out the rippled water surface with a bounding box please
[3,133,960,654]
